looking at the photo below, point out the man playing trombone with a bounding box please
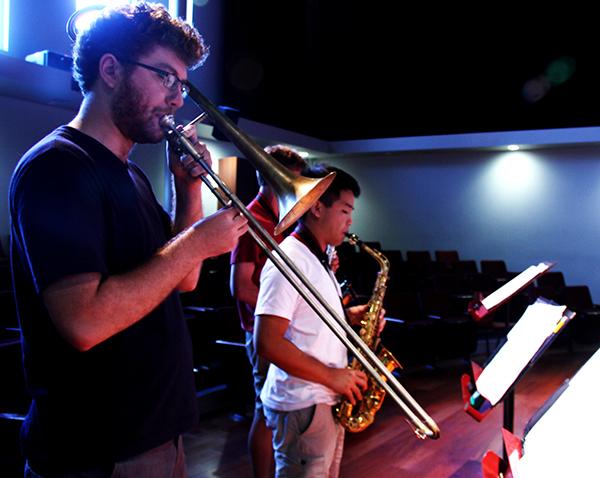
[255,165,371,477]
[9,3,247,476]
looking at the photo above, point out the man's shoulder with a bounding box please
[272,236,316,269]
[16,126,91,169]
[9,127,112,211]
[280,235,308,253]
[247,196,277,227]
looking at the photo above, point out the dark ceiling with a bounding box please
[220,3,600,141]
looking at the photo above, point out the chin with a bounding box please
[131,125,165,144]
[333,236,345,246]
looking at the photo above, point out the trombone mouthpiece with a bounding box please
[159,115,176,132]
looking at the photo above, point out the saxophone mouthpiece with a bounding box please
[346,232,360,246]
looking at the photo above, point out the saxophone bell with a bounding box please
[334,233,401,433]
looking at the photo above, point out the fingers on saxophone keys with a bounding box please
[350,384,363,404]
[355,370,368,390]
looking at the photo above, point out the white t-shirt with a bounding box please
[255,235,348,411]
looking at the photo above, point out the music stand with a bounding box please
[468,261,554,321]
[487,345,600,477]
[460,263,574,475]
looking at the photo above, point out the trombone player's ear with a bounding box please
[97,53,121,90]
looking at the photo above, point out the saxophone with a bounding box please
[333,233,402,433]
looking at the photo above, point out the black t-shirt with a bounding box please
[9,126,198,472]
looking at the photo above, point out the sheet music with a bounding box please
[481,262,553,311]
[515,348,600,477]
[475,299,567,406]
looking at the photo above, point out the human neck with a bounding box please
[259,185,279,217]
[301,218,327,252]
[69,93,134,163]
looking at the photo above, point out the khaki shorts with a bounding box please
[264,403,345,478]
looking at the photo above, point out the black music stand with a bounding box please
[460,263,574,474]
[487,345,600,477]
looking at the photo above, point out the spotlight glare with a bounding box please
[67,4,107,41]
[507,145,520,151]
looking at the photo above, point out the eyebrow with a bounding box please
[342,201,355,210]
[155,62,188,81]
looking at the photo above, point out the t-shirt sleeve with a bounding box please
[230,230,259,265]
[11,149,107,293]
[255,248,306,321]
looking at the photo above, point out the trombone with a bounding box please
[160,82,440,440]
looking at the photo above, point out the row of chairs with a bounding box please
[179,246,600,363]
[336,243,600,358]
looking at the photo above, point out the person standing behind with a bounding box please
[9,3,247,476]
[254,165,370,477]
[230,145,306,477]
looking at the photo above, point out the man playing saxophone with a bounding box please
[255,164,377,477]
[230,145,307,478]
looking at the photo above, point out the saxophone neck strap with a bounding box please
[291,224,331,272]
[292,224,350,320]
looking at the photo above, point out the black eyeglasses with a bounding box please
[118,58,190,98]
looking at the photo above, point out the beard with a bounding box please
[110,76,171,144]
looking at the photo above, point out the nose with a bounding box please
[168,89,185,110]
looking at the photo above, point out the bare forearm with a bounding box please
[44,208,247,351]
[237,287,258,309]
[99,226,207,321]
[230,262,259,308]
[45,226,209,350]
[173,180,203,233]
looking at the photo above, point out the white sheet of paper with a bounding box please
[475,299,566,406]
[514,347,600,477]
[481,262,552,311]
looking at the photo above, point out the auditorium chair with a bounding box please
[563,285,600,345]
[381,288,441,367]
[180,253,253,416]
[434,250,460,273]
[418,290,477,361]
[535,271,566,304]
[405,250,434,285]
[480,259,509,284]
[406,250,432,265]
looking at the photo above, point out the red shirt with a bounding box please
[230,193,283,332]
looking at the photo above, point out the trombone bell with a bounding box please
[273,172,336,235]
[180,84,335,236]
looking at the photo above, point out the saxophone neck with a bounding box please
[348,234,389,272]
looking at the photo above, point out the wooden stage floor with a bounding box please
[183,344,597,477]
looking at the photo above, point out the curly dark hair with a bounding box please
[256,145,307,186]
[73,2,208,93]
